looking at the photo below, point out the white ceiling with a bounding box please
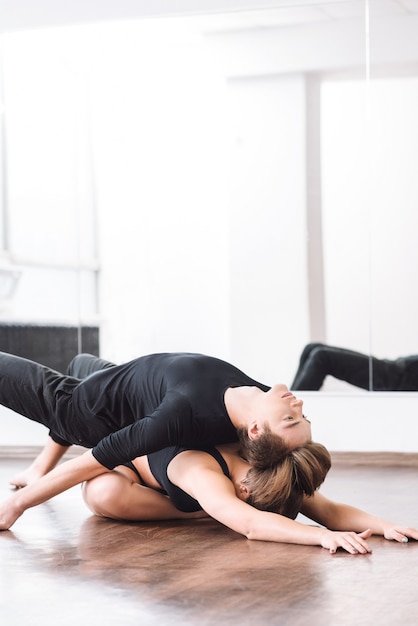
[1,0,418,34]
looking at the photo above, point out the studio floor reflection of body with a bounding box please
[1,457,418,626]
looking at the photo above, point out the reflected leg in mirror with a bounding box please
[290,343,410,391]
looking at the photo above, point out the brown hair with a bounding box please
[237,426,331,519]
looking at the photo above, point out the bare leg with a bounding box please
[82,467,206,521]
[9,437,70,488]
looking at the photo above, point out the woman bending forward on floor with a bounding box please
[80,436,418,555]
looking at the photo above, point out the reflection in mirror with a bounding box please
[1,2,416,391]
[368,7,418,390]
[317,4,418,391]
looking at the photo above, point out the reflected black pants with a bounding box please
[291,343,418,391]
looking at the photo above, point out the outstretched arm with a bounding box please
[301,491,418,543]
[168,451,373,554]
[0,450,107,530]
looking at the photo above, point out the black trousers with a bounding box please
[67,353,115,379]
[0,352,116,447]
[291,343,418,391]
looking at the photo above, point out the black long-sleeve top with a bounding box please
[66,352,269,469]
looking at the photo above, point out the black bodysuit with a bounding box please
[0,352,269,469]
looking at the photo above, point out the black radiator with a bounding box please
[0,323,100,373]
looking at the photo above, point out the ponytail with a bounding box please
[237,426,331,518]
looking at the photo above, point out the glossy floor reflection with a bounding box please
[1,457,418,625]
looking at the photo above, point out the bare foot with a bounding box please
[9,465,47,489]
[9,437,70,489]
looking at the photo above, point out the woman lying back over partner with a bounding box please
[1,350,312,492]
[1,353,418,553]
[0,349,312,531]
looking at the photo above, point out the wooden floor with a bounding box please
[1,455,418,626]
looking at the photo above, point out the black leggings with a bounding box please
[291,343,418,391]
[0,352,117,448]
[0,352,77,434]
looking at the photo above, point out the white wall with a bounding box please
[87,21,312,383]
[228,74,309,383]
[3,392,418,452]
[1,407,48,446]
[321,76,418,359]
[302,392,418,453]
[88,24,232,364]
[1,14,418,450]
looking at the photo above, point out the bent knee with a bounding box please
[82,473,124,517]
[308,345,329,363]
[66,354,88,376]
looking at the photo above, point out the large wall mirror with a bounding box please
[0,0,417,392]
